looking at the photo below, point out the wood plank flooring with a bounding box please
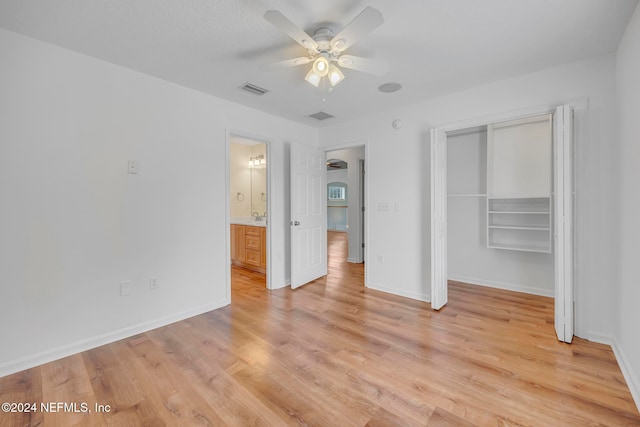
[1,231,638,426]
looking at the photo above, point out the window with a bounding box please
[328,185,346,201]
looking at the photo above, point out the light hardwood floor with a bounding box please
[1,231,638,426]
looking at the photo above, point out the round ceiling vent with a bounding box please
[378,82,402,93]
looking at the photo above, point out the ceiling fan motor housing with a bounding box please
[312,28,340,59]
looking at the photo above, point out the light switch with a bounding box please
[120,280,133,296]
[128,160,139,174]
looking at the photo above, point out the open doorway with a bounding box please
[288,142,368,290]
[227,133,270,293]
[325,146,366,284]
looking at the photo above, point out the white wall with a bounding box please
[230,143,252,217]
[447,129,554,296]
[615,2,640,408]
[327,169,348,191]
[0,28,317,376]
[319,54,617,338]
[325,147,365,262]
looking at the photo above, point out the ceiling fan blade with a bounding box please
[268,57,312,68]
[264,10,318,51]
[338,55,389,76]
[330,6,384,52]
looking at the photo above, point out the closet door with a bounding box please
[554,105,574,343]
[430,129,448,310]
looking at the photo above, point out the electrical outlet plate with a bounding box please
[149,277,158,290]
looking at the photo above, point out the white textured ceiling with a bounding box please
[0,0,637,127]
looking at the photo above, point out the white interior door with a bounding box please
[430,129,448,310]
[290,142,327,289]
[553,105,574,343]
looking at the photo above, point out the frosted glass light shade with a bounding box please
[305,68,321,87]
[328,64,345,87]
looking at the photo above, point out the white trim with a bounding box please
[611,339,640,411]
[448,275,554,297]
[366,281,430,303]
[437,98,587,133]
[271,280,290,290]
[587,331,615,345]
[588,333,640,412]
[0,299,228,378]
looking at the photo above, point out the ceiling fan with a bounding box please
[326,159,347,170]
[264,6,388,88]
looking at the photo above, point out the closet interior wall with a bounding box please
[446,126,554,297]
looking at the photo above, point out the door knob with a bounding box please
[291,221,300,226]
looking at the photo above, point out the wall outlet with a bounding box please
[378,254,383,264]
[149,277,158,290]
[120,280,133,296]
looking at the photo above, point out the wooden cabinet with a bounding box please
[230,224,266,274]
[260,227,266,268]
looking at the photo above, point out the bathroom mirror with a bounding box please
[251,166,267,216]
[230,140,267,219]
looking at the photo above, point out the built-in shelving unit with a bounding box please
[447,194,487,199]
[487,197,551,253]
[486,114,552,253]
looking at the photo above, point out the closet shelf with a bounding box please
[488,225,550,231]
[487,243,551,253]
[488,210,549,214]
[448,193,487,197]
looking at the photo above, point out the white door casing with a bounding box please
[553,105,574,343]
[290,142,327,289]
[430,129,448,310]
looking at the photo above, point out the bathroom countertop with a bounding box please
[230,217,267,227]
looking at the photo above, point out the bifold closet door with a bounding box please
[430,129,448,310]
[553,105,574,343]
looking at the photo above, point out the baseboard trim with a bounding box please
[366,281,430,303]
[0,298,229,378]
[612,339,640,411]
[448,274,554,297]
[588,332,640,412]
[587,331,614,345]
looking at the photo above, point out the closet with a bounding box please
[446,114,554,296]
[487,115,552,253]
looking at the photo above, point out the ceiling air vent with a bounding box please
[309,111,334,121]
[240,82,269,96]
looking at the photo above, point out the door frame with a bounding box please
[429,98,588,338]
[323,139,369,282]
[225,129,272,298]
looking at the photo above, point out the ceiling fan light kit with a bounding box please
[264,7,388,89]
[328,64,345,86]
[312,55,329,76]
[304,68,322,87]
